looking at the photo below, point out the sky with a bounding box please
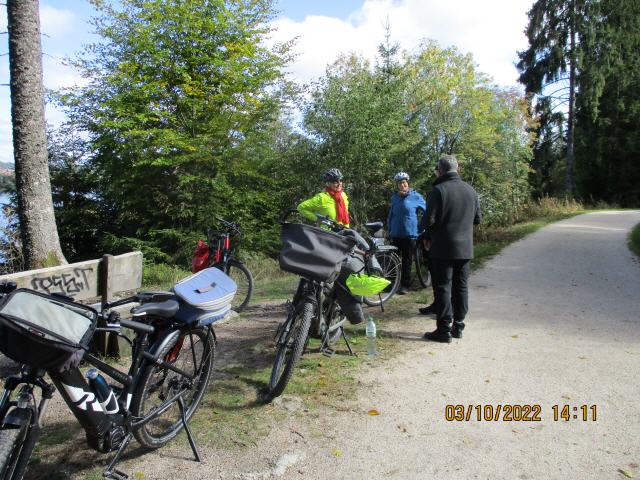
[0,0,535,165]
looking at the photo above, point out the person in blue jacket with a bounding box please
[387,171,427,294]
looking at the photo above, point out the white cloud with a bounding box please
[270,0,534,87]
[40,5,76,38]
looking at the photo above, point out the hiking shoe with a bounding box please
[423,330,452,343]
[451,328,463,339]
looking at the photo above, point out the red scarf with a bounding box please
[325,187,350,225]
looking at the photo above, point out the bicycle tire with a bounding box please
[132,326,214,448]
[0,413,34,480]
[267,300,314,400]
[414,244,431,288]
[363,251,401,306]
[225,259,254,313]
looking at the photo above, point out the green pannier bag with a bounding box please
[345,273,391,296]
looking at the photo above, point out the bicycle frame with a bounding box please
[0,304,205,480]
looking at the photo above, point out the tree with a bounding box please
[7,0,67,268]
[517,0,591,196]
[574,0,640,204]
[56,0,294,259]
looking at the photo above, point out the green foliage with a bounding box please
[0,175,15,194]
[298,40,532,227]
[54,0,294,263]
[518,0,640,206]
[629,223,640,259]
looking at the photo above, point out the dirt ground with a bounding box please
[4,210,640,480]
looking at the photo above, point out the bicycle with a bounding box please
[267,212,387,400]
[413,234,431,288]
[194,217,254,313]
[360,222,401,307]
[0,278,222,480]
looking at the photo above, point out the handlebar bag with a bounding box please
[279,223,357,283]
[173,267,237,311]
[0,289,97,372]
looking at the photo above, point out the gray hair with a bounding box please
[438,154,458,174]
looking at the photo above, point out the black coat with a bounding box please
[422,172,481,260]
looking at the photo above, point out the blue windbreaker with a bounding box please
[387,189,427,239]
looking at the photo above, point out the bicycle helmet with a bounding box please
[322,168,343,182]
[394,171,410,182]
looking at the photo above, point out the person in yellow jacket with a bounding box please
[297,168,364,324]
[297,168,350,227]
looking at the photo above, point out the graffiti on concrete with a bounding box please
[30,267,95,297]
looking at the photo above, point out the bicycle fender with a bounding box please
[147,330,181,361]
[3,407,32,428]
[376,245,398,252]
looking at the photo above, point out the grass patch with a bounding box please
[629,223,640,258]
[187,329,398,450]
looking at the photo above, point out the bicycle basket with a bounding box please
[279,223,357,283]
[0,289,98,372]
[345,273,391,296]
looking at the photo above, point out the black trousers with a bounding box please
[391,237,416,288]
[430,258,471,332]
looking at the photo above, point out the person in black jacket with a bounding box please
[421,155,481,343]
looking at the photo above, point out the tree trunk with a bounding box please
[565,0,576,196]
[7,0,67,269]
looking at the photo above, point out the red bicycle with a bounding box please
[192,217,254,313]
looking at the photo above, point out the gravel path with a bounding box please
[56,211,640,480]
[208,210,639,480]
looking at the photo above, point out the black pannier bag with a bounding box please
[0,289,98,372]
[279,223,357,283]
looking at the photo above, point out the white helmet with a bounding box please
[394,171,410,182]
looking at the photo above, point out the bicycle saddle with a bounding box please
[130,299,180,318]
[364,222,384,236]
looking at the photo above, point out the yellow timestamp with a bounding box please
[552,404,597,421]
[444,404,598,422]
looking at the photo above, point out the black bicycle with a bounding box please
[0,281,216,480]
[267,213,385,400]
[204,217,254,313]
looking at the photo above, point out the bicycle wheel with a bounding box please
[363,250,401,306]
[132,326,214,448]
[267,300,314,400]
[414,243,431,288]
[0,413,34,480]
[225,259,254,313]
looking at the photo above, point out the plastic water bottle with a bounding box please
[365,316,377,356]
[86,368,119,414]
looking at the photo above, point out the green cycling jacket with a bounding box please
[297,191,350,227]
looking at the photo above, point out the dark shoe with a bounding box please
[451,328,463,339]
[423,330,452,343]
[397,286,409,295]
[418,303,436,315]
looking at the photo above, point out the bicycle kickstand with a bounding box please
[341,327,356,357]
[178,395,201,462]
[103,433,132,480]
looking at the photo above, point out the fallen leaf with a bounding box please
[331,448,342,457]
[428,351,435,356]
[485,379,490,383]
[367,409,381,416]
[511,335,519,339]
[578,356,587,360]
[630,464,639,469]
[562,395,571,400]
[618,468,634,478]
